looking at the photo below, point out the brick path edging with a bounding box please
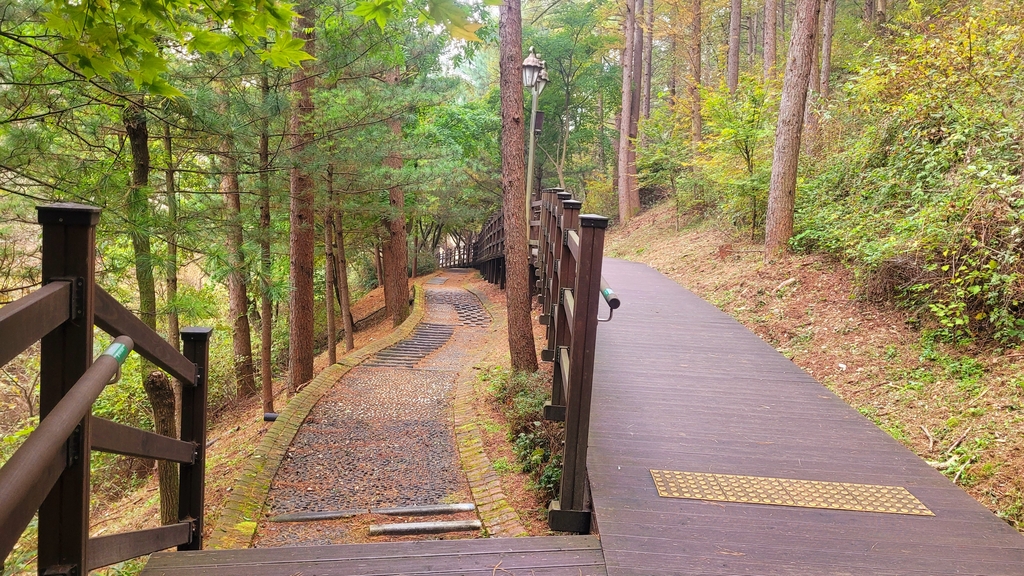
[453,282,529,537]
[207,285,427,549]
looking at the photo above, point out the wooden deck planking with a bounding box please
[141,535,606,576]
[589,258,1024,575]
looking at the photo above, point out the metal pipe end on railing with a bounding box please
[600,277,620,310]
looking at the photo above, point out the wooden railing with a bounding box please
[437,233,476,269]
[533,189,617,534]
[0,203,212,575]
[460,189,619,534]
[471,209,506,288]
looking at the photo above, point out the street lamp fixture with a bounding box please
[523,47,547,249]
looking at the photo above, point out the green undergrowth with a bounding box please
[479,366,564,499]
[792,0,1024,346]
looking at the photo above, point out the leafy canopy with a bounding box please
[37,0,486,96]
[42,0,309,95]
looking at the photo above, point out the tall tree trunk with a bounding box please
[373,243,383,287]
[669,31,678,103]
[780,0,787,39]
[145,371,178,526]
[324,202,337,366]
[288,2,316,393]
[803,0,822,141]
[596,91,606,170]
[747,14,755,65]
[332,206,355,352]
[411,221,420,278]
[617,0,636,223]
[727,0,742,94]
[640,0,654,123]
[259,69,274,414]
[382,70,410,328]
[626,0,643,215]
[764,0,778,78]
[763,0,821,260]
[819,0,836,99]
[221,139,256,398]
[124,99,177,526]
[499,0,538,373]
[163,124,179,353]
[162,123,181,440]
[688,0,703,145]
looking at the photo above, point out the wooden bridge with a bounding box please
[4,197,1024,574]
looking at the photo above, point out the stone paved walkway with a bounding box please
[255,271,522,546]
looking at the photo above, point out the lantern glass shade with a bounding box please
[522,47,543,88]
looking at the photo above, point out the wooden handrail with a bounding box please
[95,287,197,386]
[91,417,196,464]
[0,336,134,558]
[563,288,575,335]
[0,203,215,573]
[87,522,191,570]
[566,229,581,261]
[0,280,71,367]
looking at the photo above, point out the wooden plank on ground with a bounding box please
[141,535,605,576]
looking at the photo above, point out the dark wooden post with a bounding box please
[36,203,100,576]
[545,198,580,420]
[178,327,212,550]
[550,213,608,534]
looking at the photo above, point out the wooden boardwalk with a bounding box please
[134,256,1024,575]
[588,258,1024,575]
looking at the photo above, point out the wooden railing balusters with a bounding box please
[546,199,580,418]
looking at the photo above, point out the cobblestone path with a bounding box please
[256,271,492,546]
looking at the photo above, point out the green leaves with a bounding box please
[41,0,306,95]
[351,0,483,41]
[354,0,406,30]
[259,33,317,67]
[421,0,483,41]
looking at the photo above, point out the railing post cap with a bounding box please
[37,203,101,226]
[556,191,573,200]
[543,187,565,193]
[562,199,582,210]
[181,327,214,341]
[580,214,609,229]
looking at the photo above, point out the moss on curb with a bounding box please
[455,278,530,537]
[207,285,427,549]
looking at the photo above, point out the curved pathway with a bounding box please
[255,271,504,546]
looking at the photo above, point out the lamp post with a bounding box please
[522,47,547,247]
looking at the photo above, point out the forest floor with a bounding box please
[604,199,1024,532]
